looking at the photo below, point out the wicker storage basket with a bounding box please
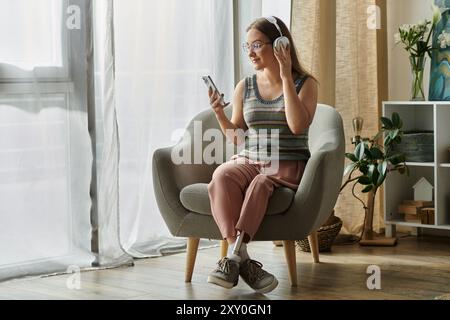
[296,215,343,253]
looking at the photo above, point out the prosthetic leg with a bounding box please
[232,232,245,256]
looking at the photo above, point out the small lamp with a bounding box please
[352,117,364,146]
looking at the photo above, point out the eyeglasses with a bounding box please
[242,41,271,53]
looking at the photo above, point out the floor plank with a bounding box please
[1,235,450,300]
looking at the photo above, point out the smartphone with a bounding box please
[202,75,230,107]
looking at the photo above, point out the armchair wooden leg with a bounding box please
[308,231,320,263]
[185,238,200,283]
[282,240,298,287]
[220,240,229,258]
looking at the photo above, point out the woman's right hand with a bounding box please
[209,88,225,117]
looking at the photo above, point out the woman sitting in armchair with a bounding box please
[206,16,318,294]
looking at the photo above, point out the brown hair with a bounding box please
[246,17,316,82]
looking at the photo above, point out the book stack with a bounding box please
[398,200,434,225]
[420,207,435,225]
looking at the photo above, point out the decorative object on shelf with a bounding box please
[413,177,434,201]
[342,113,408,246]
[296,212,343,253]
[395,4,442,101]
[430,0,450,100]
[410,55,427,101]
[420,207,436,225]
[391,131,434,162]
[398,200,434,224]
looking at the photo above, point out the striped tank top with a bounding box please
[238,74,311,162]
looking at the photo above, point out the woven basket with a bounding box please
[296,215,343,253]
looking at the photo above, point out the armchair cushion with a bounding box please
[180,183,295,216]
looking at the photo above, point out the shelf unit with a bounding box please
[383,101,450,237]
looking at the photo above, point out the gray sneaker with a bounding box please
[207,257,240,289]
[239,259,278,294]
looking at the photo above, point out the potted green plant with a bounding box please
[295,113,408,252]
[341,112,409,246]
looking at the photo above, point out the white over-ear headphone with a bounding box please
[264,16,290,50]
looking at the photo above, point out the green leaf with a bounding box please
[364,147,373,159]
[359,163,369,175]
[384,135,392,147]
[368,164,376,179]
[370,166,380,186]
[377,173,387,187]
[392,113,401,127]
[376,161,388,187]
[345,153,358,162]
[389,153,406,165]
[355,142,366,160]
[378,161,388,176]
[358,176,372,185]
[354,143,362,158]
[389,129,400,140]
[358,142,366,160]
[344,163,357,177]
[362,185,374,193]
[370,147,384,160]
[381,117,394,129]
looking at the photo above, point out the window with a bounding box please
[0,0,68,81]
[0,0,92,270]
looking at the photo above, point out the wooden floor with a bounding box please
[1,235,450,300]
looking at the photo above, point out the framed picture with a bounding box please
[429,0,450,100]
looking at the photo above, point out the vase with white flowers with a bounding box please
[395,4,442,101]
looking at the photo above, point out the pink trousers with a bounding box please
[207,157,306,240]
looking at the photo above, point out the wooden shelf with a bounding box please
[384,101,450,105]
[386,220,434,228]
[386,220,450,230]
[406,162,435,167]
[383,101,450,236]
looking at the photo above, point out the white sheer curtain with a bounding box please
[0,0,93,281]
[0,0,293,282]
[93,0,133,266]
[113,0,235,257]
[0,0,131,282]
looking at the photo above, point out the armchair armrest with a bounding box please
[288,138,345,233]
[152,144,219,235]
[152,147,189,235]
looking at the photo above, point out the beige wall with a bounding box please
[387,0,434,100]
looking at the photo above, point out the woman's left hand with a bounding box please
[274,45,292,80]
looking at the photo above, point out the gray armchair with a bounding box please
[152,104,345,286]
